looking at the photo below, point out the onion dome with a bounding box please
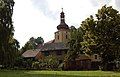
[57,8,69,30]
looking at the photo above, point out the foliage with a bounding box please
[14,55,59,70]
[65,26,83,61]
[14,57,34,69]
[35,37,44,45]
[32,55,60,70]
[64,26,84,70]
[40,55,60,70]
[21,42,35,54]
[81,5,120,70]
[21,37,44,53]
[81,15,97,54]
[0,0,20,68]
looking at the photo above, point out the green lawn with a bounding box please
[0,70,120,77]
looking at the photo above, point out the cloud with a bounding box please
[13,0,120,47]
[31,0,59,20]
[115,0,120,10]
[13,0,98,47]
[13,0,58,47]
[89,0,99,7]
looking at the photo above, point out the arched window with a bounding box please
[66,35,67,39]
[57,35,59,40]
[95,55,97,59]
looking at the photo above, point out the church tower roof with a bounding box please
[57,8,69,30]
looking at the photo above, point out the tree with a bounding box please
[21,42,35,54]
[35,37,44,45]
[39,55,59,70]
[81,5,120,70]
[65,26,83,64]
[81,15,97,55]
[21,37,44,53]
[67,26,83,59]
[0,0,20,68]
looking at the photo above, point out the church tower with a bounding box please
[55,8,70,43]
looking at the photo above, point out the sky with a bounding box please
[13,0,120,47]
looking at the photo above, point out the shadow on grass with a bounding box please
[25,73,115,77]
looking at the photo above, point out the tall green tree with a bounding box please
[81,15,97,54]
[0,0,20,67]
[66,26,83,61]
[81,5,120,70]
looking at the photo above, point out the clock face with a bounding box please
[61,18,64,19]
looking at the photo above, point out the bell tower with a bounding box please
[55,8,70,43]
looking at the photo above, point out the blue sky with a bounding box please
[13,0,120,47]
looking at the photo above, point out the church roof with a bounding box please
[22,49,40,58]
[57,8,69,30]
[57,22,69,30]
[38,42,68,51]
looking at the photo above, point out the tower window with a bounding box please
[58,35,59,40]
[66,35,67,39]
[95,55,97,59]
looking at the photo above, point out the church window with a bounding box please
[56,51,62,55]
[58,35,59,40]
[44,51,50,56]
[66,35,67,39]
[95,55,97,59]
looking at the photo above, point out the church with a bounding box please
[22,9,101,70]
[35,8,70,64]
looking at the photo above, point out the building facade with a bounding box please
[38,9,70,63]
[22,9,101,70]
[55,8,70,43]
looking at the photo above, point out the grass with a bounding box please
[0,70,120,77]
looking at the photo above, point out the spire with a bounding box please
[62,8,63,12]
[57,8,69,30]
[60,8,65,22]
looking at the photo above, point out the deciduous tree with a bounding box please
[81,5,120,70]
[21,37,44,53]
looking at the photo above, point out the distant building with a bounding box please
[55,8,70,43]
[36,8,70,63]
[22,9,101,70]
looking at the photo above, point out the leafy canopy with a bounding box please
[81,5,120,70]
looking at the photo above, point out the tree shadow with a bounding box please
[25,74,89,77]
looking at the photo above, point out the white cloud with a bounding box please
[13,0,57,47]
[13,0,120,47]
